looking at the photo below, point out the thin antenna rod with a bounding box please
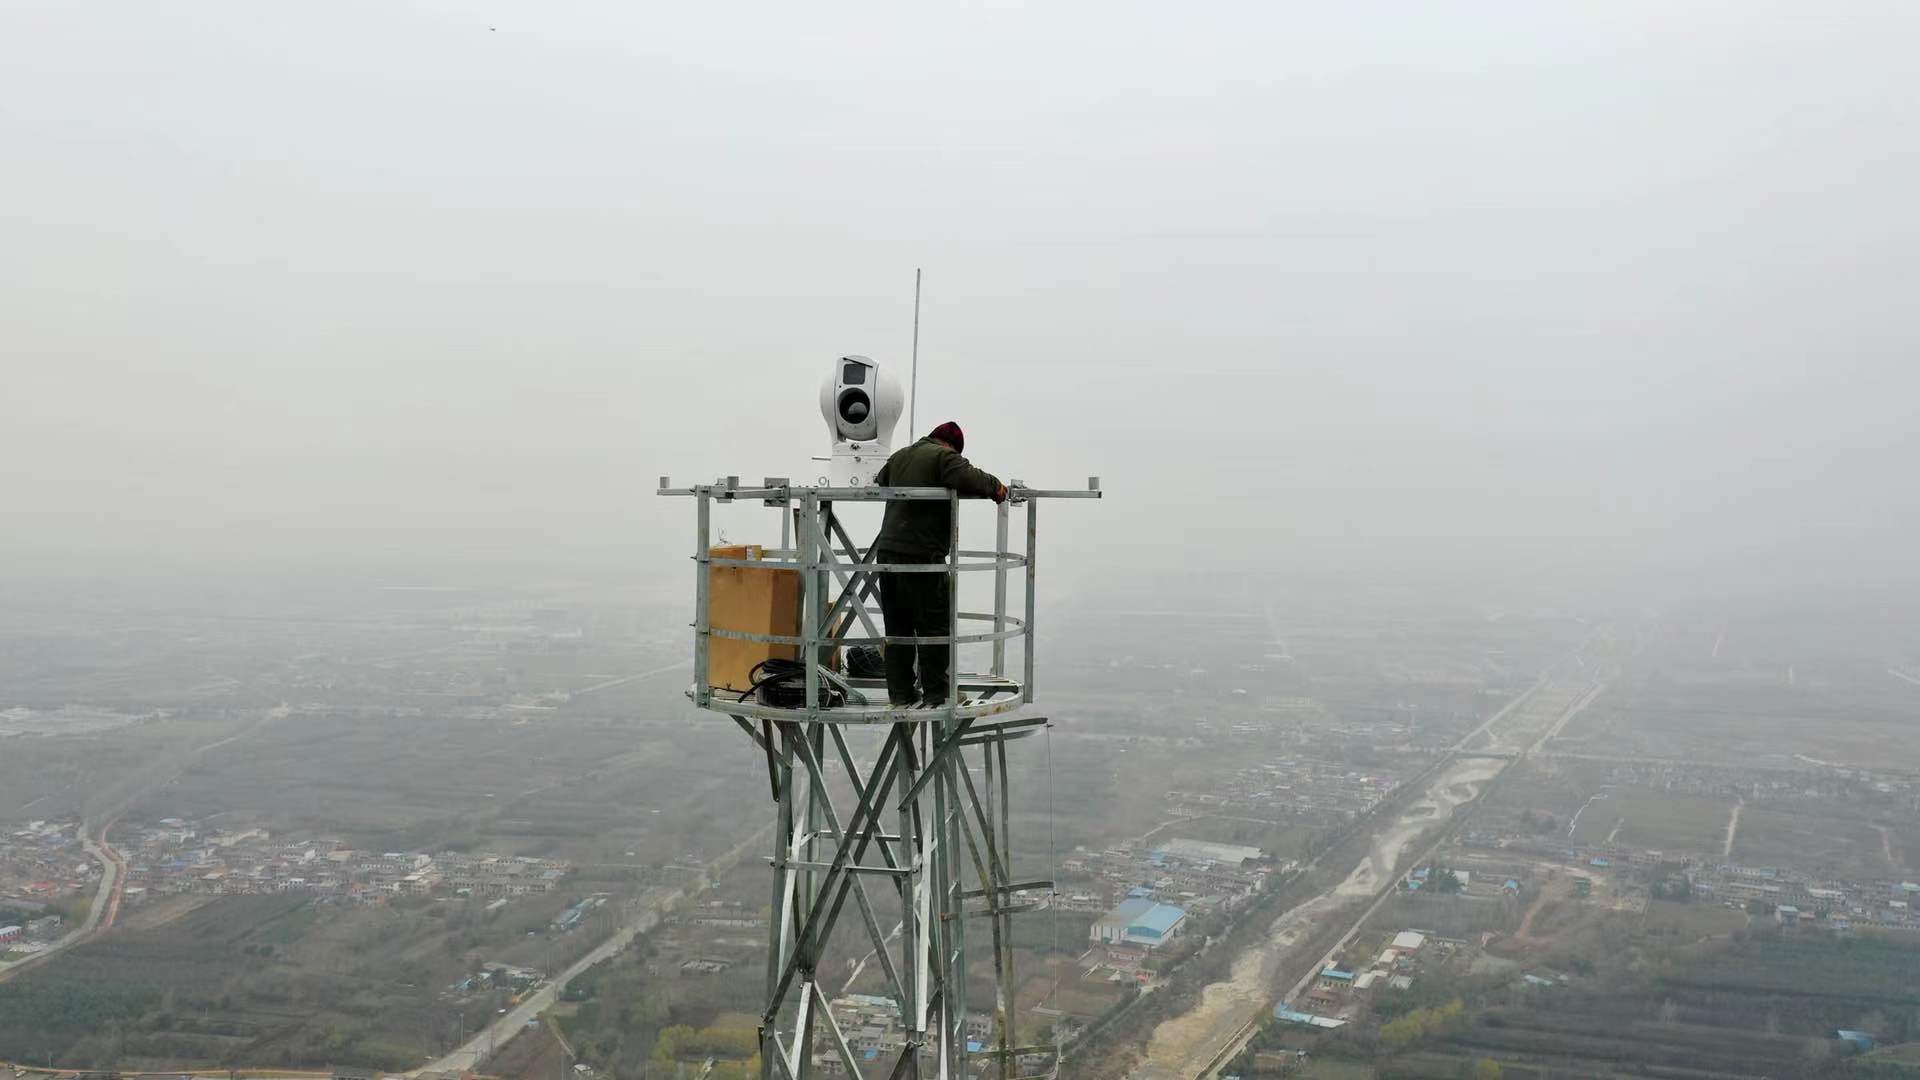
[909,267,922,437]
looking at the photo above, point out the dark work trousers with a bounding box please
[877,566,953,705]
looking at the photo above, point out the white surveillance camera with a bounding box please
[818,356,905,486]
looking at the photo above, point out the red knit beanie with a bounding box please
[929,421,964,453]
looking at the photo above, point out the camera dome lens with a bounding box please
[838,389,871,424]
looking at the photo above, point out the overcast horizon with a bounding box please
[6,2,1917,599]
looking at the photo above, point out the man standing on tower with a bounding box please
[871,421,1008,707]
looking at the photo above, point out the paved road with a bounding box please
[1527,678,1608,755]
[3,1069,330,1080]
[1125,675,1562,1080]
[1170,757,1508,1080]
[0,824,120,983]
[3,714,275,983]
[412,888,683,1076]
[1132,632,1616,1080]
[411,825,768,1077]
[0,712,270,984]
[1186,659,1614,1078]
[573,661,692,697]
[78,832,121,936]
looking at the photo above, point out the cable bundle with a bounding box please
[740,658,846,709]
[846,644,886,679]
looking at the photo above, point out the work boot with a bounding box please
[917,694,973,711]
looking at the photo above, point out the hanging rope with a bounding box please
[1046,720,1062,1063]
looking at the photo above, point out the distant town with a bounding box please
[3,814,571,938]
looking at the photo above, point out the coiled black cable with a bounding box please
[740,658,845,708]
[846,644,886,679]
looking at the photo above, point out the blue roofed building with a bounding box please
[1131,902,1186,942]
[1091,897,1188,947]
[1273,1005,1347,1029]
[1835,1030,1876,1052]
[1094,896,1154,942]
[1317,966,1355,988]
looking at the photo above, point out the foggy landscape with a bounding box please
[4,4,1919,1080]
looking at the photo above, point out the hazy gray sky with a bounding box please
[5,2,1916,591]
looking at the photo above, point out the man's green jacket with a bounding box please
[872,438,1004,559]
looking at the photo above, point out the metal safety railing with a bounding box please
[657,478,1100,725]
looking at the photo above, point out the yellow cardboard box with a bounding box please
[707,544,801,695]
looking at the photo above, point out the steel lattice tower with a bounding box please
[659,477,1098,1080]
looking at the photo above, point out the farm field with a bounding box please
[0,886,629,1071]
[1013,956,1131,1020]
[125,709,767,870]
[1296,1059,1375,1079]
[1383,931,1920,1078]
[1552,648,1920,771]
[1476,757,1605,826]
[1641,898,1747,940]
[1867,1041,1920,1064]
[1661,930,1920,1016]
[113,894,217,932]
[1568,786,1735,855]
[1732,806,1903,879]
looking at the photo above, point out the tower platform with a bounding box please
[658,476,1098,1080]
[659,479,1098,725]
